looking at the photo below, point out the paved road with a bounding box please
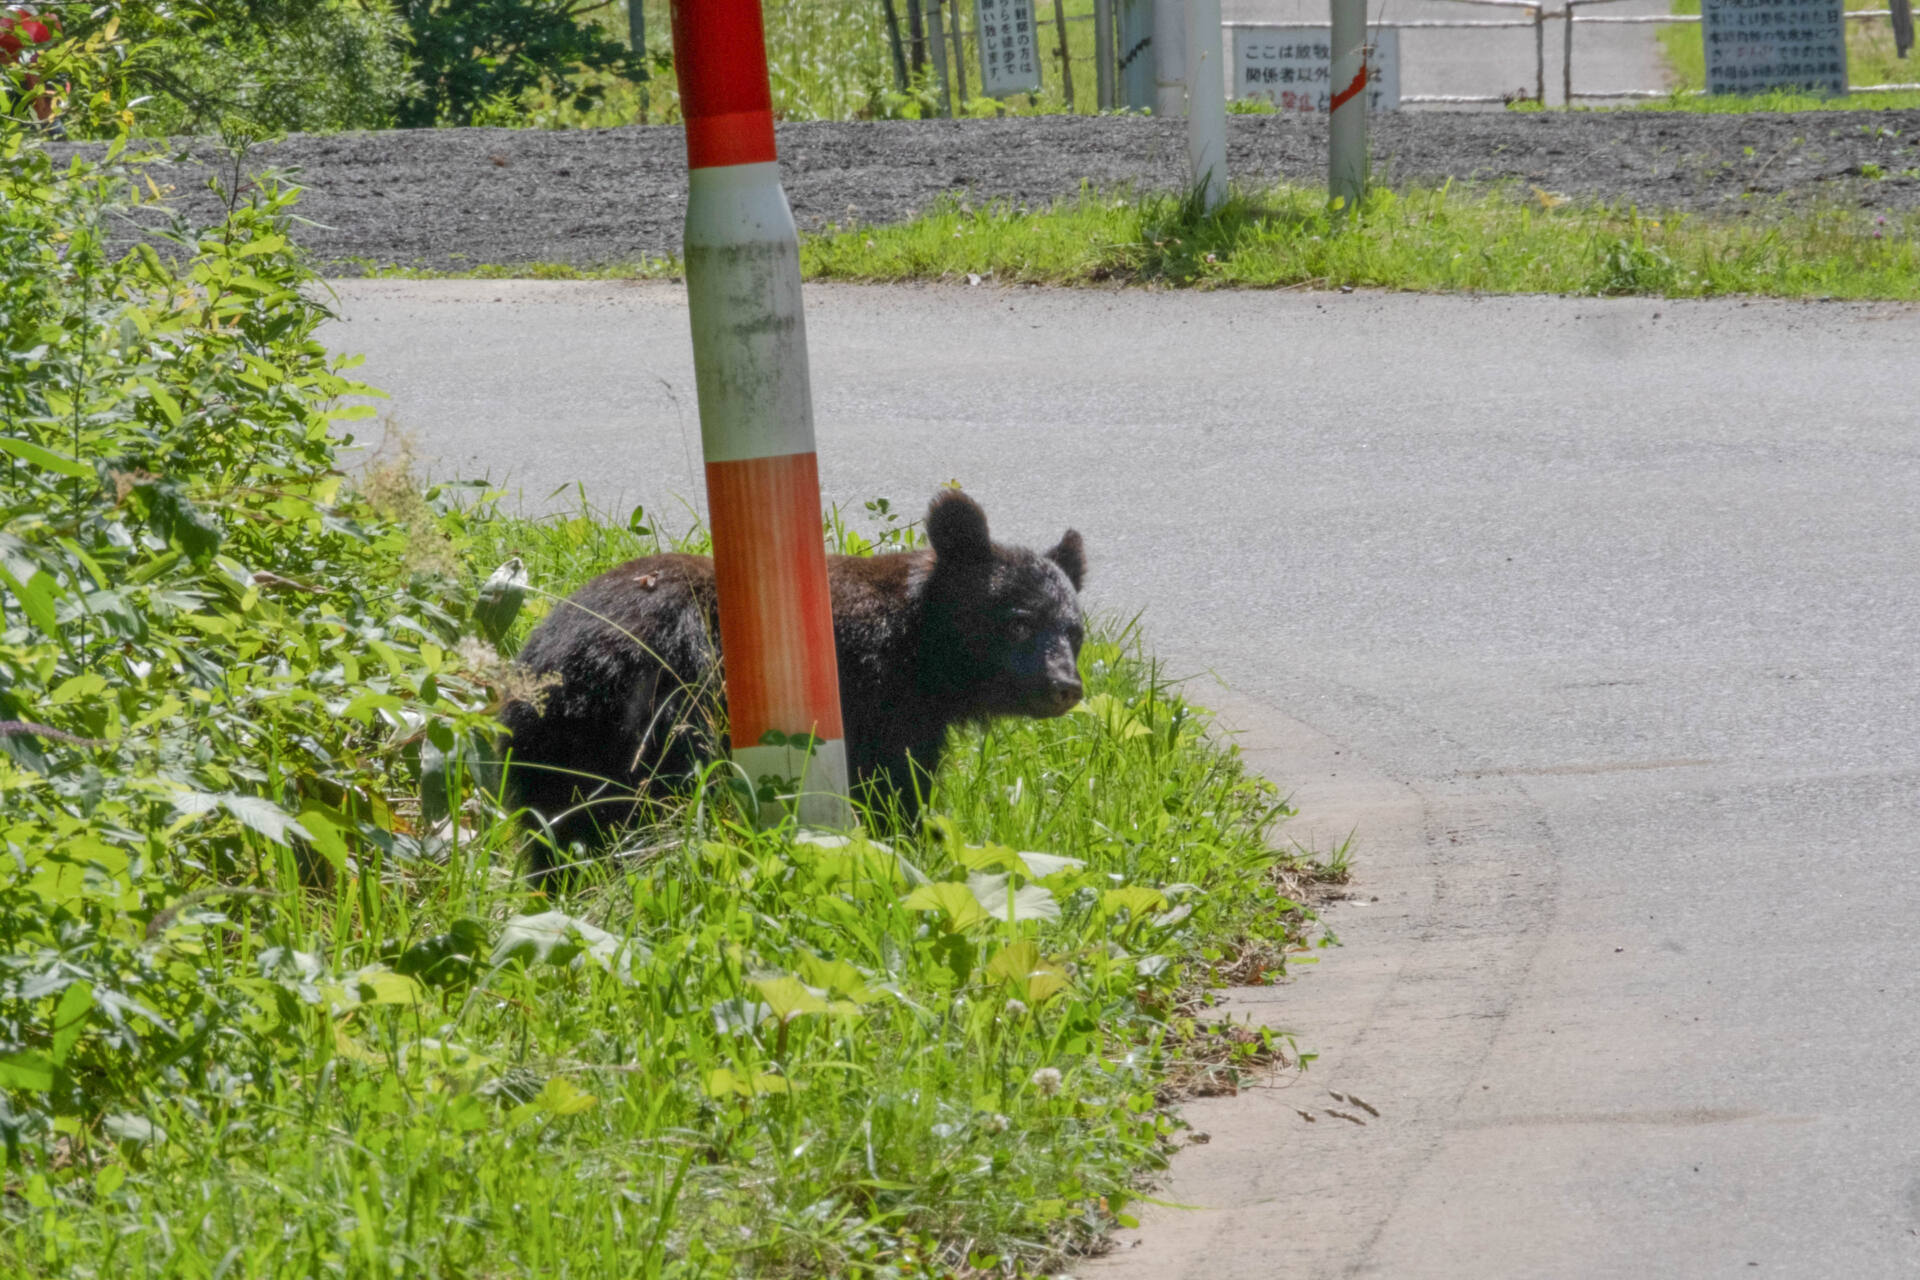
[322,280,1920,1278]
[1226,0,1673,108]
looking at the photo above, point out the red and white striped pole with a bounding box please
[670,0,851,828]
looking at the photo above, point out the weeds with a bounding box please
[1,95,1328,1279]
[801,182,1920,299]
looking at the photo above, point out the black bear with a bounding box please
[500,489,1087,876]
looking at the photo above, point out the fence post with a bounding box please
[1563,0,1574,107]
[908,0,927,73]
[927,0,954,114]
[1095,0,1116,108]
[882,0,910,89]
[1329,0,1368,214]
[949,0,969,103]
[1054,0,1077,109]
[1155,0,1187,115]
[1894,0,1914,56]
[1185,0,1226,209]
[1119,0,1155,108]
[669,0,853,830]
[1533,3,1545,103]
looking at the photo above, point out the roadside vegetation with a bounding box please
[361,183,1920,301]
[0,33,1332,1280]
[802,184,1920,297]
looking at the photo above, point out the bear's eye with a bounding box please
[1007,609,1036,638]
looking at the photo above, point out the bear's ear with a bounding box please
[1047,529,1086,591]
[927,489,991,564]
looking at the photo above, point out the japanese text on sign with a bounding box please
[1230,26,1400,113]
[1702,0,1846,96]
[976,0,1043,97]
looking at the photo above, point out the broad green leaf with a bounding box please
[0,1051,54,1092]
[172,791,310,846]
[49,982,94,1066]
[951,842,1025,874]
[751,974,858,1021]
[471,556,528,648]
[0,435,90,478]
[0,566,60,636]
[1102,886,1169,918]
[968,872,1061,924]
[351,967,426,1006]
[1017,850,1086,879]
[984,941,1070,1002]
[535,1076,597,1116]
[102,1114,165,1145]
[296,808,350,875]
[702,1066,793,1098]
[796,955,878,1003]
[902,880,992,932]
[492,911,632,976]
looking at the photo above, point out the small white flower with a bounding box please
[982,1112,1011,1134]
[1030,1067,1064,1097]
[1004,998,1029,1019]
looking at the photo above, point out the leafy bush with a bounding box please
[0,119,498,1158]
[29,1,414,137]
[391,0,644,126]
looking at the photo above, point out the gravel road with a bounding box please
[78,110,1920,273]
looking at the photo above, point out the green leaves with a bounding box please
[492,911,637,979]
[471,555,528,649]
[0,436,89,479]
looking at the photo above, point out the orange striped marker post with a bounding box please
[671,0,851,827]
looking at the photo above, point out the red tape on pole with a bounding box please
[1330,65,1369,113]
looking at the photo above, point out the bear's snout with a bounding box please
[1040,671,1082,716]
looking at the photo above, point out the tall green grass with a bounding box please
[6,490,1329,1279]
[801,182,1920,298]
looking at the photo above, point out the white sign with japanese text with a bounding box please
[1230,25,1400,113]
[1703,0,1846,96]
[975,0,1043,97]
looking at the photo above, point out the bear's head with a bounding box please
[920,489,1086,720]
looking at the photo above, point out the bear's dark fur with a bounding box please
[500,490,1086,876]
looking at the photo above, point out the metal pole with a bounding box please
[1155,0,1187,115]
[1054,0,1077,109]
[1563,0,1574,107]
[1185,0,1226,209]
[882,0,910,89]
[668,0,852,829]
[1534,4,1545,103]
[628,0,651,122]
[1118,0,1154,108]
[907,0,927,73]
[927,0,954,114]
[1095,0,1115,109]
[1329,0,1368,213]
[949,0,969,103]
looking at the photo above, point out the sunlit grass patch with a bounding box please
[802,182,1920,299]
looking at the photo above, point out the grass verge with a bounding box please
[3,110,1335,1277]
[14,489,1334,1278]
[799,184,1920,298]
[350,183,1920,300]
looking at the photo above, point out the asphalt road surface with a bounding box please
[322,280,1920,1278]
